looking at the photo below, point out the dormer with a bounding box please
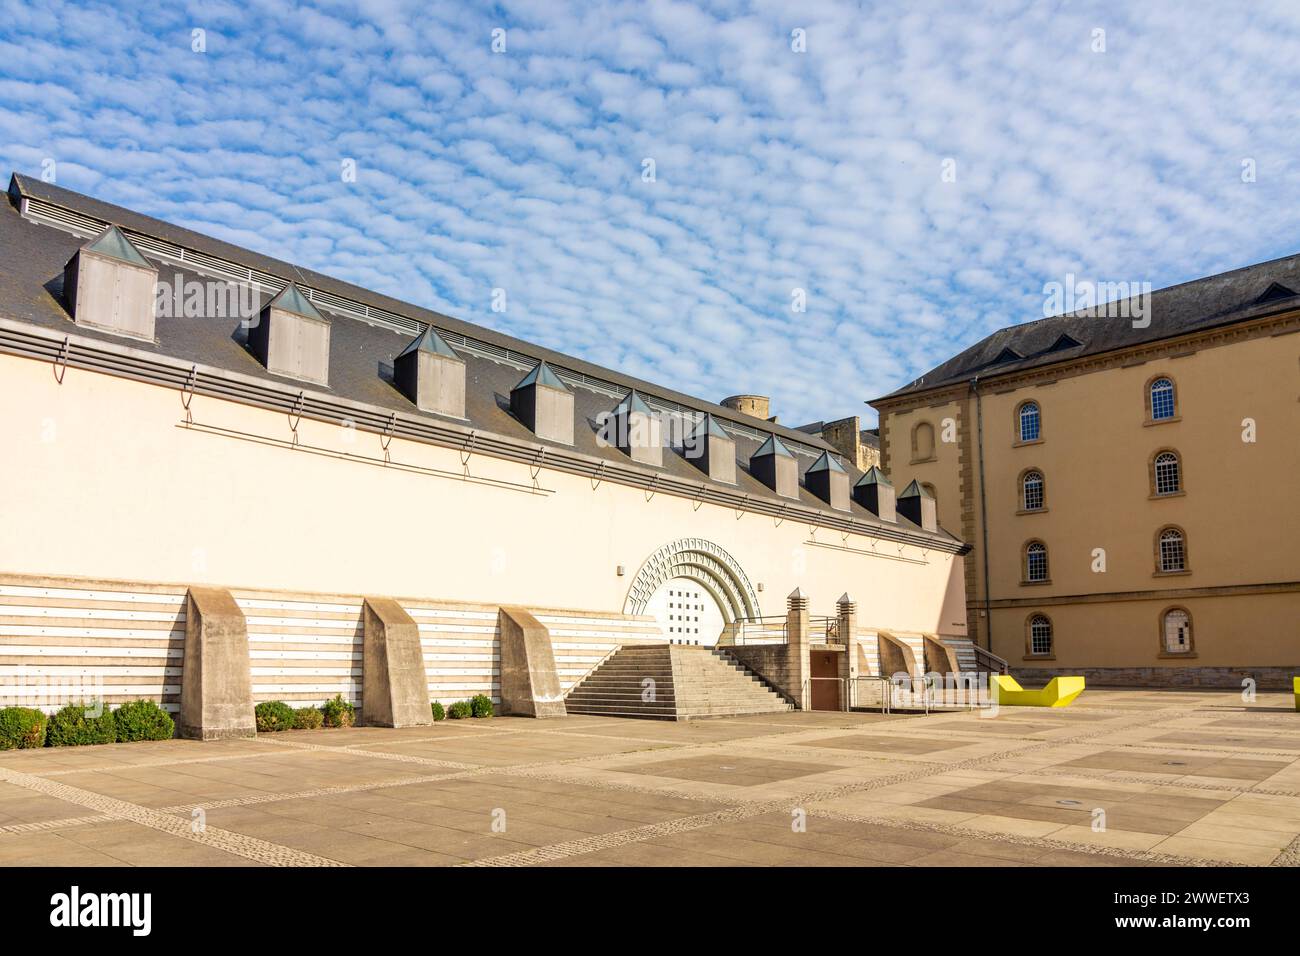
[610,389,662,466]
[750,434,798,499]
[62,225,157,342]
[686,414,735,484]
[853,466,895,521]
[248,283,331,386]
[806,452,849,511]
[510,360,573,445]
[897,479,937,532]
[393,326,465,418]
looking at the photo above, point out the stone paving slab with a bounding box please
[0,688,1296,866]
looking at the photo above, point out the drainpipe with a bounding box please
[970,376,992,652]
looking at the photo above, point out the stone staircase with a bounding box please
[564,644,793,720]
[942,637,979,675]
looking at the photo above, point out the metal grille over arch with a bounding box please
[623,538,760,624]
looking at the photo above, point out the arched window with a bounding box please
[1022,470,1045,511]
[1153,451,1181,495]
[911,421,935,462]
[1149,377,1176,421]
[1018,401,1041,442]
[1162,608,1192,654]
[1029,614,1053,656]
[1025,541,1049,582]
[1158,527,1186,573]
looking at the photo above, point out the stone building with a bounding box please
[0,174,970,734]
[869,258,1300,687]
[795,416,881,472]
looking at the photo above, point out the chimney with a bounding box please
[62,225,157,342]
[806,452,850,511]
[750,434,798,499]
[610,389,662,466]
[510,360,573,445]
[248,282,331,385]
[687,413,736,484]
[720,394,770,421]
[393,326,465,418]
[853,466,895,521]
[897,479,937,532]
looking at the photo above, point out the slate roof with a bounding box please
[0,173,963,546]
[878,254,1300,401]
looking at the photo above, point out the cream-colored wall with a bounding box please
[0,353,965,639]
[876,326,1300,672]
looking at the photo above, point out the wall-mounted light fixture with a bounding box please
[616,565,625,576]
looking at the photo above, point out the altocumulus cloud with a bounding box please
[2,0,1300,424]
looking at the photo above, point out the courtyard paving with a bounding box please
[0,687,1297,867]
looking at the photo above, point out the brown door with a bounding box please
[810,651,841,711]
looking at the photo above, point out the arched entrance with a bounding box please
[623,538,759,646]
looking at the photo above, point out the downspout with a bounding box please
[970,376,992,651]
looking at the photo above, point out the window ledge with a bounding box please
[1144,416,1182,426]
[1149,490,1187,500]
[1023,655,1056,662]
[909,456,936,465]
[1012,438,1044,447]
[1153,569,1191,578]
[1020,579,1053,587]
[1016,507,1049,516]
[1158,651,1198,659]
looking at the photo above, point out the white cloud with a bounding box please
[3,0,1299,427]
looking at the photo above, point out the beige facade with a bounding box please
[871,309,1300,686]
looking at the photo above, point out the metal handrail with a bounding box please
[973,645,1009,675]
[731,613,837,645]
[849,675,891,713]
[803,676,847,712]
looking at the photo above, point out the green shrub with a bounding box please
[254,700,296,733]
[293,706,324,730]
[114,699,175,742]
[321,694,356,728]
[0,707,47,749]
[46,701,116,747]
[447,699,472,720]
[430,701,446,721]
[470,694,493,718]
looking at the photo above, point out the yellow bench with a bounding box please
[1293,677,1299,712]
[990,674,1085,708]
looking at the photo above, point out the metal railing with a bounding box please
[728,615,787,645]
[849,675,892,713]
[729,614,838,645]
[803,676,847,711]
[973,645,1009,675]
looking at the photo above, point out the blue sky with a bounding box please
[3,0,1299,426]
